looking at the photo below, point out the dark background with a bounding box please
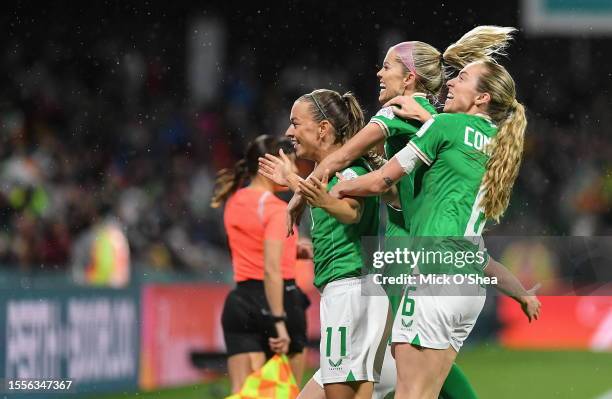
[1,0,611,275]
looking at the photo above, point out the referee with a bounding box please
[211,135,310,393]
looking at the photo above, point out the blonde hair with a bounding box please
[476,61,527,222]
[391,25,517,100]
[392,41,445,98]
[443,25,517,69]
[438,25,526,222]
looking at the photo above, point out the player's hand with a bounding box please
[296,238,313,260]
[286,193,305,236]
[258,149,296,187]
[519,283,542,322]
[269,322,291,354]
[383,95,432,122]
[328,172,346,199]
[298,172,331,208]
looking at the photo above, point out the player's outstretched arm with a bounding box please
[258,149,303,191]
[298,174,363,224]
[330,157,404,199]
[381,182,401,209]
[285,193,306,237]
[311,123,385,181]
[485,257,542,322]
[328,159,400,198]
[258,149,307,236]
[330,144,422,199]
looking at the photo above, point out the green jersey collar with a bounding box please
[474,113,497,127]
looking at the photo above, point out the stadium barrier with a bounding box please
[499,295,612,351]
[139,283,230,390]
[2,260,608,397]
[0,275,140,398]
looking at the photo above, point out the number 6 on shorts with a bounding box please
[401,286,417,317]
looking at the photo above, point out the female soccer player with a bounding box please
[328,27,533,399]
[211,135,310,393]
[261,28,514,399]
[272,88,390,399]
[274,40,443,235]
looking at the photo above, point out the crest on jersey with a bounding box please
[340,168,358,181]
[376,107,395,120]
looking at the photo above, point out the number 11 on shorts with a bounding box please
[325,326,347,357]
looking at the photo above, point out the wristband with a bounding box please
[262,309,286,322]
[271,314,287,323]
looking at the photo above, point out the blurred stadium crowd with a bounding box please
[1,2,611,274]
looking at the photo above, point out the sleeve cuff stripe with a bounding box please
[482,254,491,270]
[369,119,389,137]
[408,142,432,166]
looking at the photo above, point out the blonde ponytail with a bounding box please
[435,26,525,222]
[411,42,445,97]
[443,26,517,70]
[481,100,527,222]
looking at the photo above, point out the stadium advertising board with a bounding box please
[0,286,140,397]
[499,295,612,350]
[522,0,612,35]
[139,283,229,390]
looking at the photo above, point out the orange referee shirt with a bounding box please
[224,187,298,282]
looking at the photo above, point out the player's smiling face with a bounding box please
[285,100,320,161]
[377,49,408,104]
[444,61,489,114]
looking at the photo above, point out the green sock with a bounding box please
[439,363,478,399]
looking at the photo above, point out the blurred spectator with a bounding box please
[0,2,610,278]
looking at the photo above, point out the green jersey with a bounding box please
[311,158,380,289]
[385,204,408,237]
[370,94,438,232]
[407,113,497,274]
[371,96,437,308]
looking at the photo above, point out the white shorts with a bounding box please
[392,276,486,352]
[317,276,393,384]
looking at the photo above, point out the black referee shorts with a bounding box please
[221,279,309,357]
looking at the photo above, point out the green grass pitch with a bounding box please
[90,345,612,399]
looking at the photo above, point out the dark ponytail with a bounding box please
[341,92,365,142]
[299,89,385,169]
[210,159,248,208]
[210,135,294,208]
